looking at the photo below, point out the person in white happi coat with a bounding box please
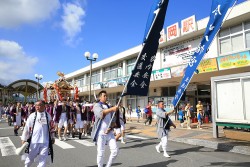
[74,100,84,139]
[155,101,176,158]
[54,99,70,141]
[114,102,126,144]
[93,90,118,167]
[21,100,55,167]
[12,102,24,136]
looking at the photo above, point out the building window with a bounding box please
[127,96,136,111]
[246,31,250,48]
[126,58,136,76]
[162,86,176,96]
[245,21,250,48]
[86,70,100,85]
[75,76,84,87]
[107,92,120,106]
[220,37,231,53]
[219,23,248,55]
[79,79,84,87]
[232,34,244,51]
[103,64,123,81]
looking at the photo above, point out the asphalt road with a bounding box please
[1,120,250,167]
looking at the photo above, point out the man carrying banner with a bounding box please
[93,90,118,167]
[155,101,176,158]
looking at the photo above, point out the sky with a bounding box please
[0,0,246,86]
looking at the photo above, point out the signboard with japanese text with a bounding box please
[167,22,179,41]
[197,58,218,73]
[217,51,250,70]
[161,37,201,68]
[152,68,171,80]
[159,29,166,44]
[108,80,118,88]
[181,15,197,35]
[170,65,187,78]
[161,36,218,68]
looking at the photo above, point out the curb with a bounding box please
[126,121,250,156]
[169,137,250,156]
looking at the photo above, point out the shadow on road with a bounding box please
[86,162,122,167]
[120,141,158,150]
[170,146,207,156]
[203,162,250,167]
[136,160,178,167]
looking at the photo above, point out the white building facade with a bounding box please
[65,1,250,114]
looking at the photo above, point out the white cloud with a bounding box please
[61,2,85,45]
[0,0,60,28]
[41,81,53,87]
[0,40,38,84]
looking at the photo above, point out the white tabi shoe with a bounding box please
[155,145,160,153]
[121,140,126,144]
[163,152,171,158]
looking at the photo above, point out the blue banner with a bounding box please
[172,0,237,107]
[143,0,162,43]
[123,0,169,96]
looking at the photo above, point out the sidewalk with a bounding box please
[125,118,250,156]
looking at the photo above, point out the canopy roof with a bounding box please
[7,79,44,95]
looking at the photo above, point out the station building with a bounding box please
[65,1,250,113]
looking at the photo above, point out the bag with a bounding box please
[144,108,149,114]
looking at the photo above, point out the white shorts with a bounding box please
[114,128,121,134]
[114,120,125,134]
[58,113,68,128]
[14,122,22,126]
[83,120,89,126]
[120,121,125,131]
[75,120,84,129]
[14,114,22,126]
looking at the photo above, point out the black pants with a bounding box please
[144,115,152,125]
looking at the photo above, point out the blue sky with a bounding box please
[0,0,245,86]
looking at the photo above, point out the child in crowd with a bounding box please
[178,106,184,128]
[136,106,141,122]
[197,110,202,129]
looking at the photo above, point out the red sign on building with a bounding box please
[167,22,179,41]
[181,15,197,35]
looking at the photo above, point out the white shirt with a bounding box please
[21,111,52,144]
[99,104,112,135]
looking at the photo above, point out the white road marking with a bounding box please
[54,139,75,149]
[0,137,17,156]
[73,139,95,147]
[0,127,14,130]
[126,135,148,140]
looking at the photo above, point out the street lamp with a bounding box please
[84,51,98,102]
[35,74,43,100]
